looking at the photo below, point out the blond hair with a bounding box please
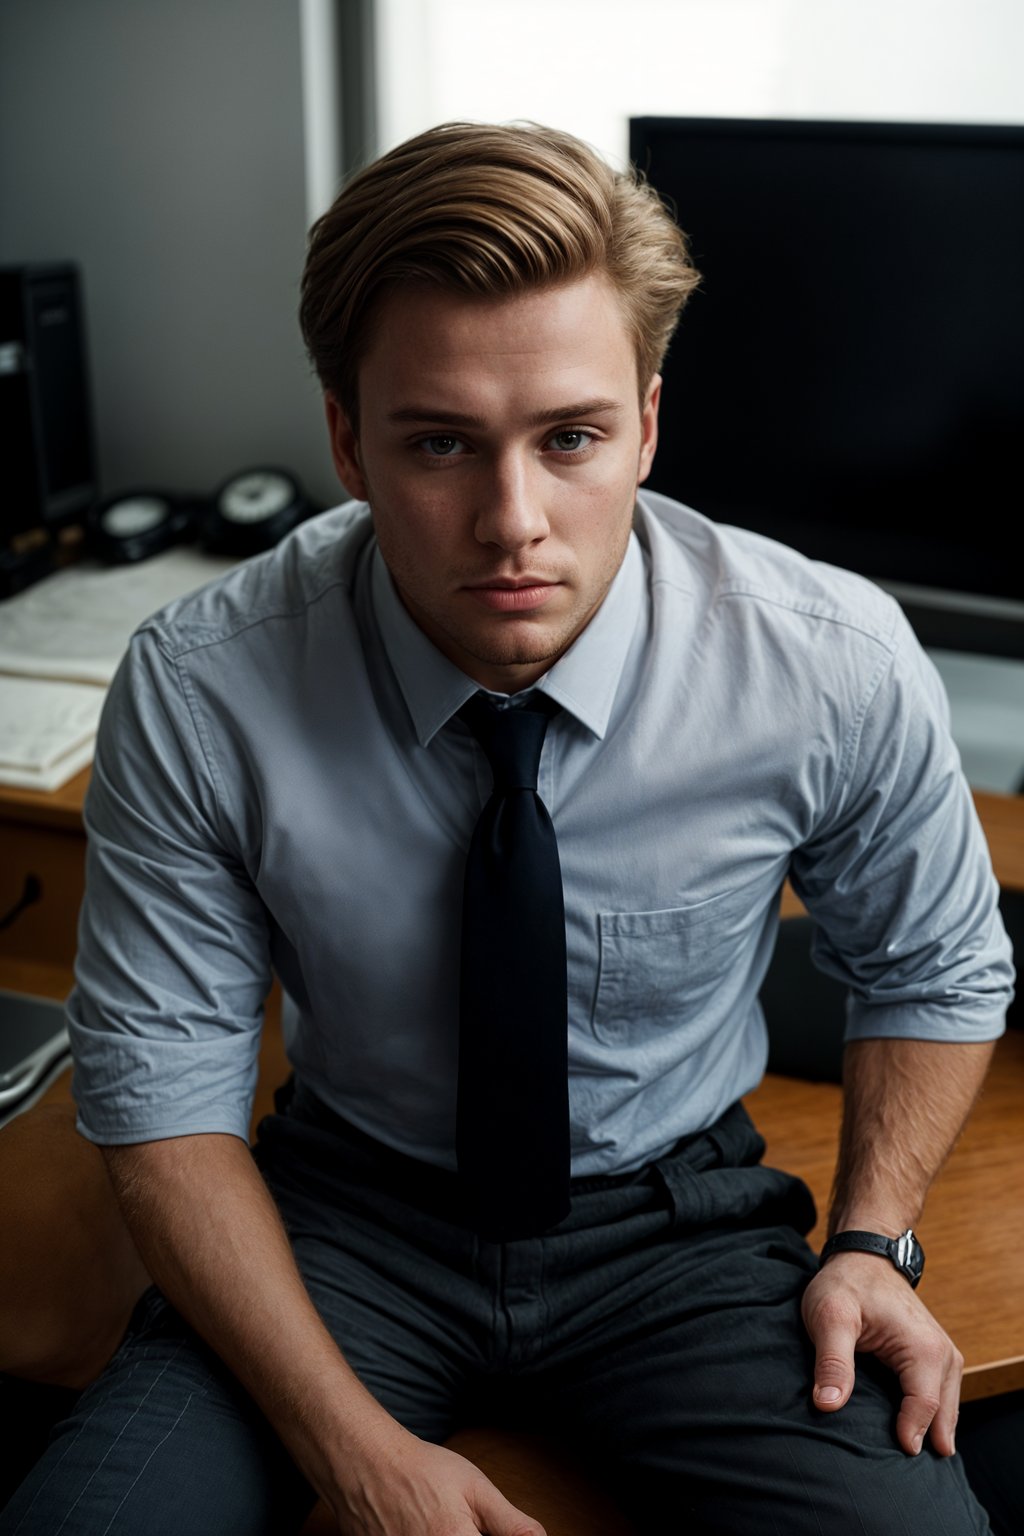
[299,121,700,427]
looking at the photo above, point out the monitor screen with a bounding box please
[630,118,1024,608]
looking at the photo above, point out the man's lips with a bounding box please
[463,579,561,613]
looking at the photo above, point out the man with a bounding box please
[1,122,1012,1534]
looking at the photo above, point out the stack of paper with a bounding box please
[0,547,237,791]
[0,674,105,790]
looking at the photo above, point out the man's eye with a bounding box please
[421,435,465,457]
[549,429,593,453]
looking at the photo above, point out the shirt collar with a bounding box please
[371,525,646,747]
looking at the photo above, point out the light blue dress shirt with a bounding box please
[69,491,1013,1175]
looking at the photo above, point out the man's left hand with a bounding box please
[801,1251,963,1456]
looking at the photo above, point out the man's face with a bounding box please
[326,274,660,693]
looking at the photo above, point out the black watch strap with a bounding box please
[818,1228,925,1288]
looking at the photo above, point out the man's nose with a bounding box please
[474,457,549,551]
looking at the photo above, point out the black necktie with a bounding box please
[457,691,570,1241]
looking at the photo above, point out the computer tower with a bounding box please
[0,264,98,544]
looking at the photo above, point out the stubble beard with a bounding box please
[407,586,582,677]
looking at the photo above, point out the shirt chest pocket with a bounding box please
[591,886,760,1044]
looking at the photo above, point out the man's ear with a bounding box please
[637,373,661,487]
[325,394,370,501]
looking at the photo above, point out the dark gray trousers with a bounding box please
[0,1089,990,1535]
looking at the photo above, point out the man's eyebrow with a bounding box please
[387,399,625,430]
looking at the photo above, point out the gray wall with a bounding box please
[0,0,340,508]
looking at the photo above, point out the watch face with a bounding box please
[895,1230,925,1286]
[219,472,295,523]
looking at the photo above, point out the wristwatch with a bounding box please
[818,1229,925,1289]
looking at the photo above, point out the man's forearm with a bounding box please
[102,1135,547,1534]
[101,1133,396,1510]
[802,1035,996,1455]
[827,1036,995,1236]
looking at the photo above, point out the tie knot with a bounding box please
[458,692,558,792]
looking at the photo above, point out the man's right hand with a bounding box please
[333,1424,546,1535]
[101,1134,544,1536]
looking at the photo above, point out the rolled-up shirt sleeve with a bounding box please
[789,608,1014,1043]
[70,622,272,1145]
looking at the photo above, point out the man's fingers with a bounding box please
[895,1348,963,1457]
[812,1354,855,1409]
[808,1310,859,1411]
[803,1257,965,1455]
[895,1386,943,1456]
[804,1290,859,1406]
[470,1479,547,1536]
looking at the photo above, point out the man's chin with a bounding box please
[451,626,576,684]
[402,591,581,685]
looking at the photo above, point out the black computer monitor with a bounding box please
[630,117,1024,655]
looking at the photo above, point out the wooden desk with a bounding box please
[0,765,92,1002]
[3,770,1023,1404]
